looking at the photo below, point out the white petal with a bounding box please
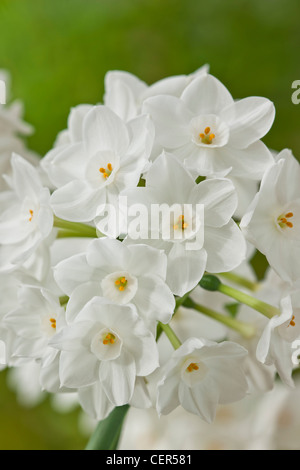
[133,275,175,327]
[86,237,130,270]
[126,243,167,279]
[181,74,234,115]
[78,382,114,420]
[54,253,95,296]
[83,105,130,157]
[221,97,275,149]
[129,377,152,409]
[59,349,99,388]
[204,220,246,273]
[42,142,86,188]
[143,96,192,148]
[178,376,219,423]
[145,151,195,202]
[10,154,42,201]
[66,282,101,322]
[189,178,237,228]
[50,180,105,222]
[99,350,136,406]
[166,243,207,296]
[217,141,274,180]
[68,104,94,142]
[157,373,180,415]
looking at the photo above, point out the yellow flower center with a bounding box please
[102,332,116,345]
[115,276,128,292]
[288,315,296,328]
[199,126,215,145]
[49,318,56,330]
[186,362,199,373]
[173,215,188,231]
[277,212,294,229]
[99,163,113,179]
[29,209,34,222]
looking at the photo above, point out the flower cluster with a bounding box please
[1,65,300,430]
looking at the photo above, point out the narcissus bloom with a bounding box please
[241,150,300,287]
[256,293,300,387]
[143,73,274,178]
[0,154,53,272]
[156,337,248,422]
[50,298,159,406]
[123,152,246,296]
[43,106,154,233]
[53,237,175,333]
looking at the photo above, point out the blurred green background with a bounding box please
[0,0,300,449]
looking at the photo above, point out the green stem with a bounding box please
[53,216,97,238]
[218,282,280,320]
[218,272,259,292]
[185,298,256,339]
[159,322,182,350]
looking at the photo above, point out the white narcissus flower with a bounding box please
[3,286,66,373]
[156,337,248,422]
[42,105,154,234]
[103,65,209,122]
[53,237,175,333]
[0,154,53,273]
[256,293,300,388]
[143,73,274,178]
[123,152,246,296]
[241,150,300,287]
[50,298,159,407]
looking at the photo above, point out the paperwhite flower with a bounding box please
[53,237,175,332]
[50,298,159,407]
[156,337,248,422]
[241,150,300,287]
[256,293,300,387]
[123,152,246,296]
[0,154,53,272]
[43,105,154,232]
[143,73,274,178]
[3,285,66,367]
[103,65,209,122]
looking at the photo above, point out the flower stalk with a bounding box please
[159,322,182,350]
[53,216,98,238]
[183,297,256,339]
[217,282,280,319]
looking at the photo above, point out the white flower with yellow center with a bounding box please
[123,152,247,296]
[241,150,300,287]
[42,105,154,234]
[0,154,53,273]
[143,73,274,178]
[156,337,248,422]
[3,285,66,377]
[256,292,300,387]
[50,298,159,407]
[53,237,175,333]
